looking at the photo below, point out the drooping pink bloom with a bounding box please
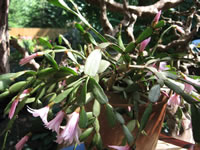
[159,62,169,71]
[152,10,162,25]
[139,37,151,52]
[167,93,180,106]
[9,89,31,119]
[146,62,168,76]
[174,25,185,34]
[183,75,200,94]
[15,135,29,150]
[161,90,169,98]
[19,52,44,66]
[184,83,195,94]
[27,105,50,124]
[55,111,80,144]
[46,110,65,134]
[108,145,130,150]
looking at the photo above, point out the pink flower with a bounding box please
[146,62,168,76]
[108,145,130,150]
[19,52,44,66]
[183,75,200,94]
[167,93,180,106]
[45,110,65,134]
[9,89,31,119]
[139,37,151,52]
[161,90,169,98]
[27,105,50,124]
[15,135,29,150]
[152,10,162,25]
[184,83,195,94]
[159,62,168,71]
[173,25,185,34]
[55,111,80,144]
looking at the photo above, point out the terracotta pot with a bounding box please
[97,92,168,150]
[58,92,168,150]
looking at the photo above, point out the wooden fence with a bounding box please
[9,28,67,40]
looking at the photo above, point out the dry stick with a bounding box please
[123,0,137,42]
[85,0,184,17]
[100,0,113,35]
[85,0,183,41]
[125,13,137,42]
[156,7,200,53]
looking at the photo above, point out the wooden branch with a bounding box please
[162,16,183,26]
[85,0,183,41]
[111,0,137,41]
[157,10,200,52]
[157,28,198,52]
[125,13,137,41]
[10,38,40,70]
[100,0,113,35]
[193,0,200,7]
[122,0,136,41]
[85,0,184,17]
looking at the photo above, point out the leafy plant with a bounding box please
[1,0,200,150]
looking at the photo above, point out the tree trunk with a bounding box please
[0,0,10,74]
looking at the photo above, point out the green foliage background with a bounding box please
[9,0,76,28]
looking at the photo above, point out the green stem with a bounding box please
[129,64,164,80]
[45,49,86,59]
[1,131,9,150]
[151,25,174,56]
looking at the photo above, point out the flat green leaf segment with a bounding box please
[84,49,102,77]
[148,84,160,102]
[89,78,108,104]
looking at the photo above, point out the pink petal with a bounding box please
[15,135,29,150]
[9,99,19,119]
[18,89,30,101]
[174,25,185,34]
[45,110,65,133]
[139,37,151,52]
[184,83,194,94]
[153,10,162,24]
[167,93,180,106]
[161,90,169,98]
[159,62,168,71]
[183,75,200,94]
[19,52,43,66]
[27,106,49,124]
[56,111,80,144]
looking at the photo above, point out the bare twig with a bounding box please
[125,13,137,42]
[100,0,113,35]
[85,0,184,17]
[157,8,200,53]
[85,0,183,41]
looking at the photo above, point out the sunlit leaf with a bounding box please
[97,60,110,73]
[84,49,102,76]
